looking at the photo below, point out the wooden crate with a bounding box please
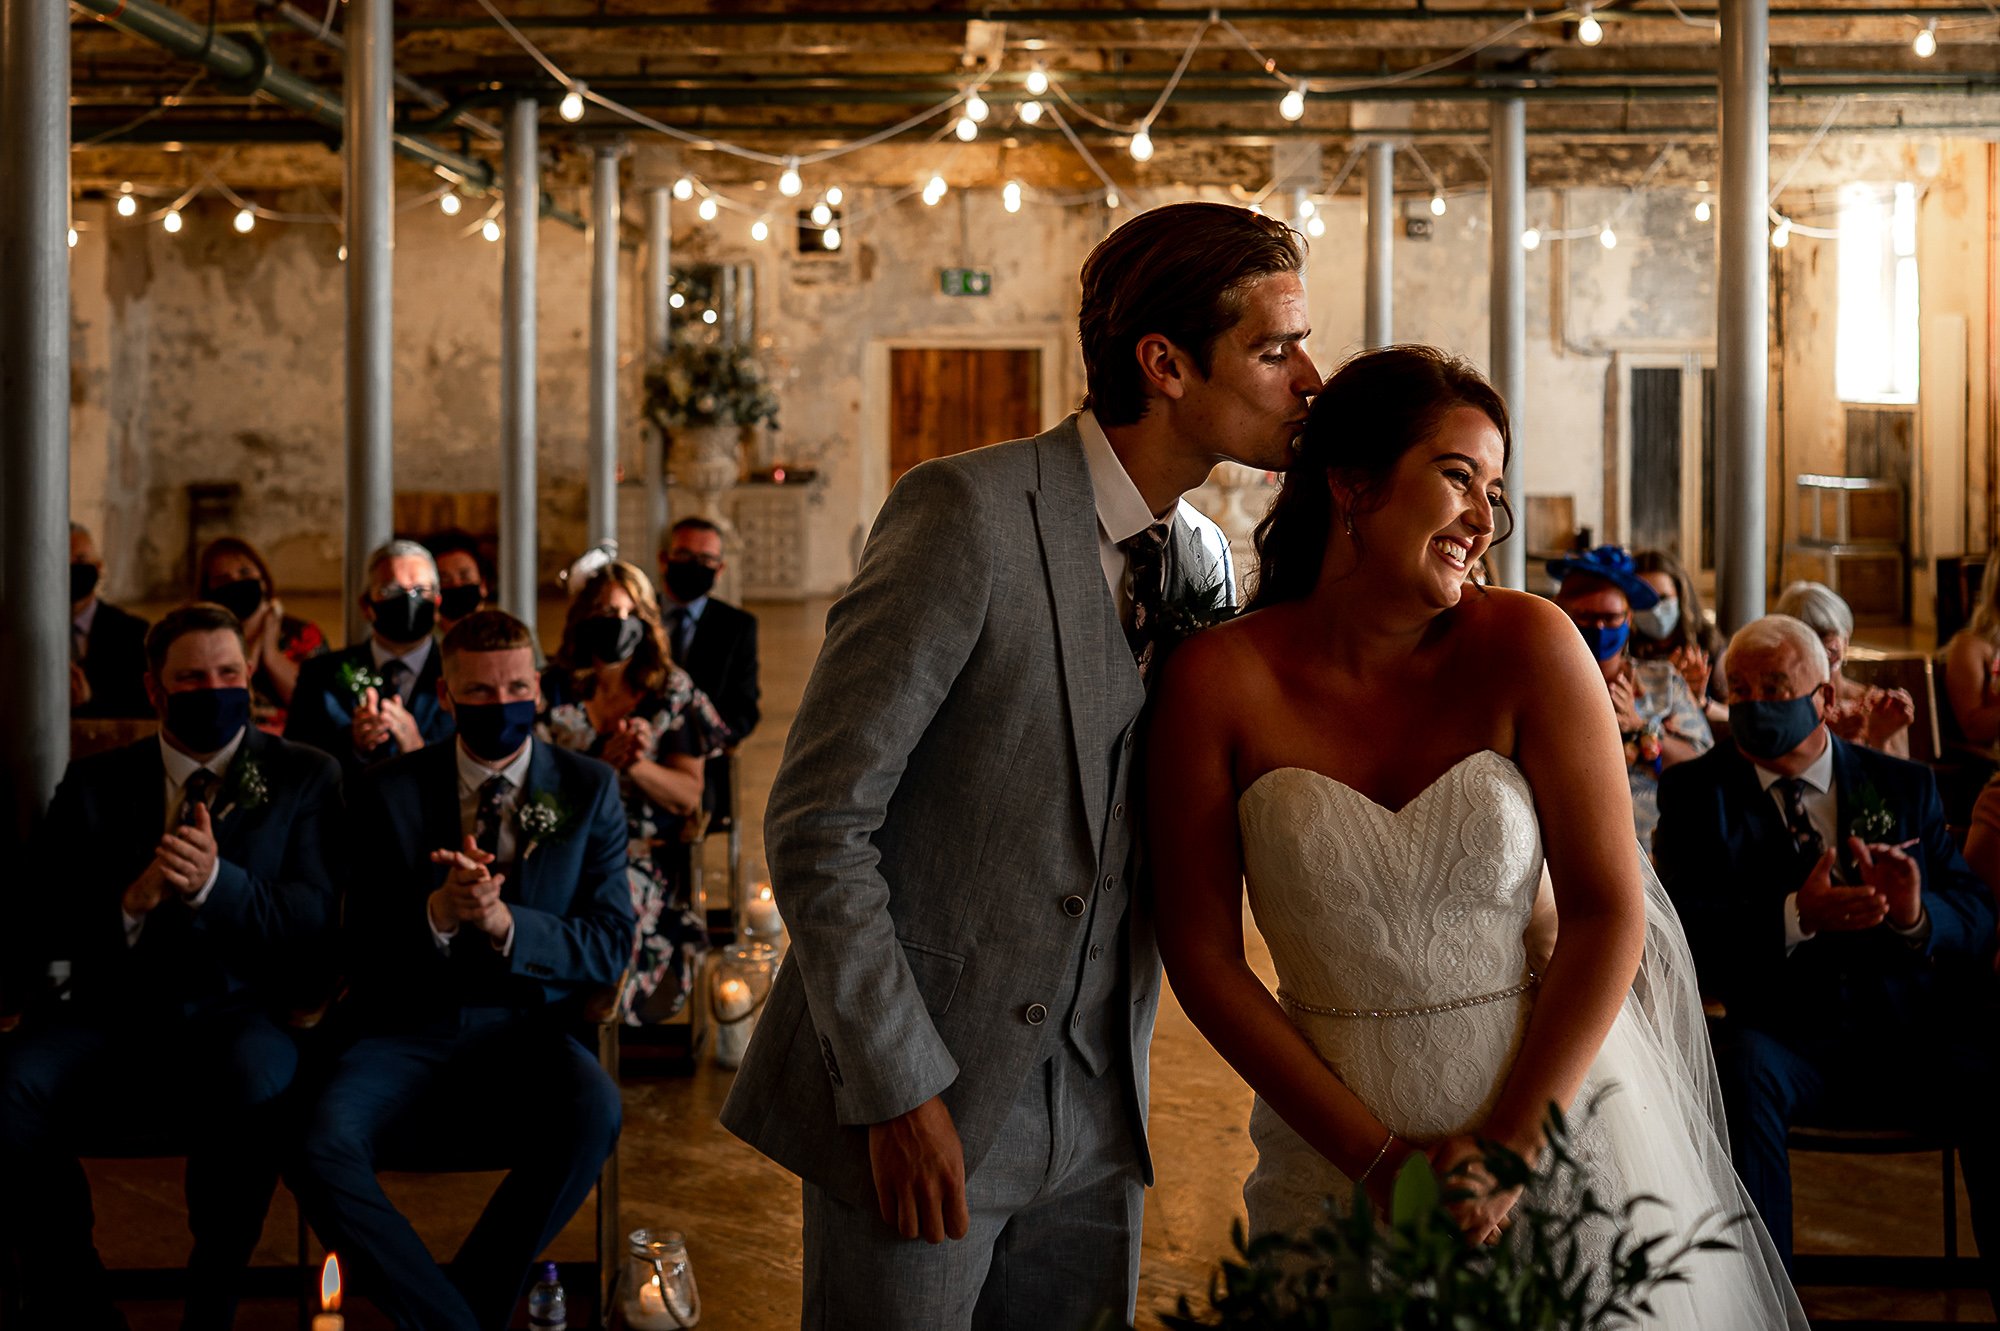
[1782,544,1906,625]
[1795,474,1903,546]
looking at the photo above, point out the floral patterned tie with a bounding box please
[1777,778,1824,860]
[179,769,219,828]
[476,774,512,857]
[1121,523,1171,684]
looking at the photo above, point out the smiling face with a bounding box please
[1345,405,1506,611]
[1173,271,1322,472]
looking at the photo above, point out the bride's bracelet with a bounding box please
[1356,1129,1398,1185]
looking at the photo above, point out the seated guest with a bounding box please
[1,604,341,1331]
[1550,544,1712,848]
[1656,613,1999,1301]
[1945,555,2000,747]
[1632,548,1730,727]
[659,518,761,840]
[195,536,329,735]
[285,539,452,776]
[68,521,151,719]
[293,610,631,1331]
[1774,579,1915,758]
[427,527,493,638]
[543,562,727,1023]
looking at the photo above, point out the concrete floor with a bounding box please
[82,596,1995,1327]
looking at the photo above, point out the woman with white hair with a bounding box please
[1773,581,1914,757]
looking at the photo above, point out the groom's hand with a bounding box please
[868,1094,970,1244]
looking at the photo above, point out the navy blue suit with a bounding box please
[293,739,633,1331]
[1656,736,1999,1291]
[0,726,342,1329]
[72,599,152,719]
[284,640,455,779]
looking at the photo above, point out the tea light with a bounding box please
[742,885,781,938]
[714,977,755,1067]
[313,1252,343,1331]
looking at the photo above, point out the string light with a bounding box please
[67,227,78,248]
[778,160,803,197]
[698,196,719,221]
[234,207,256,234]
[1025,64,1050,96]
[440,192,463,217]
[1771,218,1792,248]
[1430,193,1448,217]
[701,308,718,324]
[955,115,979,142]
[965,93,990,123]
[1105,190,1119,209]
[1129,130,1154,163]
[1306,213,1326,237]
[922,174,948,206]
[750,217,770,242]
[669,291,685,309]
[1598,224,1618,249]
[1577,6,1604,44]
[116,184,137,218]
[482,218,501,242]
[558,81,587,123]
[1522,227,1543,250]
[1019,99,1043,125]
[825,186,844,206]
[1003,180,1023,213]
[808,201,831,226]
[1278,84,1307,122]
[337,244,347,261]
[823,225,842,250]
[672,177,695,201]
[1695,199,1712,222]
[1913,20,1938,56]
[162,209,183,234]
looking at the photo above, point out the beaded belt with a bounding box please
[1277,975,1538,1020]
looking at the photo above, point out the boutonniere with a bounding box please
[336,659,384,706]
[1151,578,1238,653]
[212,755,269,823]
[1846,780,1896,843]
[517,792,576,860]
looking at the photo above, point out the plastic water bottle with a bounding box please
[527,1261,567,1330]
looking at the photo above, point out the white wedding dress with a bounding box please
[1237,749,1806,1326]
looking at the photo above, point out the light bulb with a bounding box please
[163,209,182,234]
[750,218,770,242]
[823,226,841,250]
[1003,180,1022,213]
[1019,99,1043,125]
[116,193,138,218]
[1248,203,1264,216]
[669,291,685,309]
[1129,130,1154,162]
[955,116,978,142]
[67,227,78,248]
[481,218,501,242]
[1430,193,1447,217]
[966,93,989,123]
[1298,197,1316,218]
[1695,199,1712,222]
[1522,227,1542,250]
[1599,224,1617,249]
[1578,10,1604,44]
[1105,191,1119,209]
[1279,85,1307,122]
[698,196,719,221]
[440,192,462,217]
[1306,214,1326,237]
[701,308,718,324]
[559,83,587,123]
[672,177,695,201]
[810,201,832,226]
[233,207,255,234]
[923,175,947,206]
[1771,219,1791,248]
[1913,22,1937,56]
[1025,65,1049,96]
[825,186,843,206]
[778,162,802,197]
[337,244,347,261]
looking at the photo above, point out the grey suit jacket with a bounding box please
[719,414,1225,1209]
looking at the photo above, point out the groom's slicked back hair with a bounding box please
[1078,202,1306,427]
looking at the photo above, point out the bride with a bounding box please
[1147,345,1804,1324]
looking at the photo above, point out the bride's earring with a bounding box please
[1343,509,1355,539]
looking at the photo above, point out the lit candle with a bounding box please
[714,977,754,1022]
[742,885,781,938]
[312,1253,343,1331]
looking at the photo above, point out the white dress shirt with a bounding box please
[1077,409,1175,629]
[428,738,533,954]
[1754,739,1929,952]
[123,729,245,945]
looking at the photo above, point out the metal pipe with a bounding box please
[69,0,493,189]
[644,186,673,565]
[588,146,621,550]
[499,98,539,627]
[1716,0,1770,632]
[1,0,73,846]
[1364,141,1395,349]
[256,0,503,144]
[1489,98,1527,591]
[343,0,393,647]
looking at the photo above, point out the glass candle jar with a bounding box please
[708,940,779,1068]
[622,1228,700,1329]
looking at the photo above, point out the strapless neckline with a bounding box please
[1239,748,1515,818]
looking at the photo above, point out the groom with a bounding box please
[720,201,1321,1327]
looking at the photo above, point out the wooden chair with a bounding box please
[1787,1118,1983,1296]
[1842,650,1943,764]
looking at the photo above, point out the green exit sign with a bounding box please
[940,267,992,297]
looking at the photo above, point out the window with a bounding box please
[1835,182,1919,404]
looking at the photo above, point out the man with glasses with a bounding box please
[285,540,456,776]
[658,517,760,745]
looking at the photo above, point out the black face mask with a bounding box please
[164,686,251,755]
[370,590,437,643]
[663,560,717,604]
[439,584,485,622]
[452,698,537,762]
[71,562,101,603]
[204,577,265,623]
[577,614,645,665]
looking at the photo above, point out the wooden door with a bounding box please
[889,347,1043,486]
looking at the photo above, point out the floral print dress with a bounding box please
[1628,657,1713,852]
[540,667,728,1024]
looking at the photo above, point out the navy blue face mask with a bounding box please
[164,686,251,755]
[1729,691,1824,761]
[1576,620,1630,662]
[452,697,537,762]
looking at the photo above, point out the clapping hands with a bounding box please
[599,716,654,771]
[1795,840,1922,934]
[121,803,219,917]
[427,834,512,940]
[353,685,425,755]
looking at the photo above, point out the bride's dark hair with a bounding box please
[1248,345,1514,610]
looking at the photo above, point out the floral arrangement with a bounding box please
[643,341,781,434]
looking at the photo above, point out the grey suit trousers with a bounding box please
[800,1045,1146,1331]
